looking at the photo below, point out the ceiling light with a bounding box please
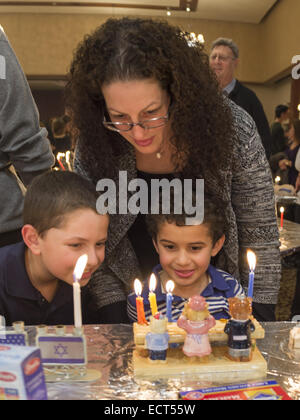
[197,34,205,43]
[186,7,191,12]
[185,32,205,47]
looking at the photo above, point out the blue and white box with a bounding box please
[0,345,47,400]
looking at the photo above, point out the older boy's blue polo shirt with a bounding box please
[127,264,244,322]
[0,242,96,326]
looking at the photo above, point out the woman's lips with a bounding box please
[174,270,195,279]
[134,137,154,147]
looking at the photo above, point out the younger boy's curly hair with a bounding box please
[146,190,225,246]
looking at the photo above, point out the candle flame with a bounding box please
[280,207,285,214]
[166,280,175,294]
[149,273,157,292]
[73,254,88,281]
[66,150,70,163]
[247,250,256,272]
[134,278,142,296]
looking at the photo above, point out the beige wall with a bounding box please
[0,0,299,117]
[1,0,299,82]
[1,13,109,76]
[1,13,262,80]
[259,0,300,83]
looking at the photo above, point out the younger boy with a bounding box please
[0,171,109,326]
[127,195,244,321]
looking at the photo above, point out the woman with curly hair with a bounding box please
[65,17,281,322]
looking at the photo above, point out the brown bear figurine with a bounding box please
[224,296,255,362]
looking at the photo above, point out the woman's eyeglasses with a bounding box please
[103,112,169,132]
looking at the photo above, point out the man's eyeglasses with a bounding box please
[103,112,169,132]
[210,54,236,63]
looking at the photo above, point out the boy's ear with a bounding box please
[211,234,225,257]
[22,225,42,255]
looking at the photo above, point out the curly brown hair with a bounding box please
[65,17,235,188]
[146,192,226,246]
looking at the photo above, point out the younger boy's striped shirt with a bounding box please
[127,264,244,322]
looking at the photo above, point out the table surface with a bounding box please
[22,323,300,400]
[278,219,300,257]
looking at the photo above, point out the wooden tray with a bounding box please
[133,345,267,382]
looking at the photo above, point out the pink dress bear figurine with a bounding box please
[177,296,216,359]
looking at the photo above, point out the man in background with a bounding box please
[270,104,290,156]
[210,37,272,159]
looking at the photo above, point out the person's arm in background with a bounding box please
[231,106,281,321]
[0,28,54,184]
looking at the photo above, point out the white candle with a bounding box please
[0,315,5,335]
[65,150,72,171]
[57,152,66,171]
[73,254,88,328]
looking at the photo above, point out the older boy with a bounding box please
[0,171,110,326]
[127,195,244,321]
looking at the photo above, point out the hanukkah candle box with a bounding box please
[0,344,47,400]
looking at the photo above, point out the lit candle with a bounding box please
[57,153,66,171]
[134,279,148,325]
[280,207,285,229]
[166,280,174,322]
[73,254,88,329]
[149,273,158,316]
[275,176,281,185]
[247,250,257,299]
[65,151,72,171]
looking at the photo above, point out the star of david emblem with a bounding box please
[54,344,68,356]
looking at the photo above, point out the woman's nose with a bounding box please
[131,123,147,139]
